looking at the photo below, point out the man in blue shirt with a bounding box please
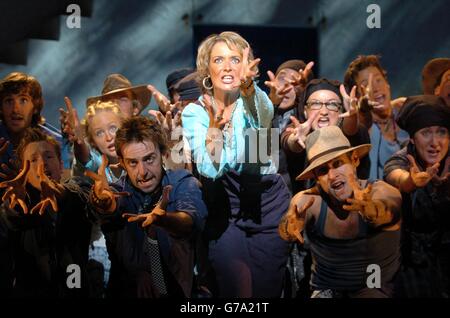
[87,116,207,298]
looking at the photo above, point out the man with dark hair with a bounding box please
[165,68,195,105]
[422,58,450,106]
[343,55,409,180]
[86,116,207,298]
[0,128,93,297]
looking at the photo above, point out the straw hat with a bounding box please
[422,58,450,95]
[296,126,371,180]
[86,74,151,110]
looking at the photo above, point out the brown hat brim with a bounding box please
[296,144,372,181]
[86,85,151,111]
[422,58,450,95]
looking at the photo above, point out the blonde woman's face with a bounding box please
[208,42,243,94]
[89,111,121,158]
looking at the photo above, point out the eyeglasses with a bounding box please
[306,100,342,112]
[313,157,347,177]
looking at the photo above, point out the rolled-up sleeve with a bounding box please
[170,174,208,232]
[182,102,228,179]
[241,85,274,129]
[383,150,410,181]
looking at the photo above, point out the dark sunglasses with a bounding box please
[313,157,348,177]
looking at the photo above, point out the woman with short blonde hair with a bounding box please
[182,31,290,297]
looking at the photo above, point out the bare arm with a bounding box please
[385,155,441,193]
[279,192,315,243]
[340,85,359,136]
[385,169,416,193]
[343,178,402,230]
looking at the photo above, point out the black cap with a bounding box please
[174,72,201,102]
[166,68,195,91]
[275,59,306,76]
[396,95,450,136]
[302,78,343,105]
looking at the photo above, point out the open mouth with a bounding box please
[317,117,330,128]
[374,94,385,104]
[221,75,234,84]
[427,149,440,158]
[10,114,24,124]
[331,181,345,192]
[137,176,155,186]
[107,144,116,152]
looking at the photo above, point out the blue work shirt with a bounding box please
[95,169,207,297]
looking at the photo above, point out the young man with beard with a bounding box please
[0,72,72,180]
[86,116,207,298]
[279,126,402,298]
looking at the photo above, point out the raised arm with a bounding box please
[84,154,129,213]
[60,96,90,164]
[279,192,315,243]
[343,177,401,230]
[385,154,441,193]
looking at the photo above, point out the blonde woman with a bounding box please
[182,31,291,297]
[63,99,124,293]
[66,100,125,183]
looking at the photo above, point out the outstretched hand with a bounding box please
[147,85,182,115]
[290,61,314,88]
[85,154,129,211]
[282,197,315,244]
[342,176,387,225]
[60,96,84,144]
[0,160,30,214]
[30,161,65,215]
[148,109,182,136]
[339,84,359,118]
[407,154,440,188]
[359,73,382,111]
[238,47,260,90]
[286,112,320,149]
[264,70,293,105]
[122,185,172,227]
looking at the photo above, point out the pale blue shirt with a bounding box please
[182,85,278,179]
[368,110,409,180]
[72,147,124,183]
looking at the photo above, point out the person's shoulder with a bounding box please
[182,100,205,116]
[164,169,198,186]
[292,188,322,206]
[371,179,402,198]
[386,146,409,166]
